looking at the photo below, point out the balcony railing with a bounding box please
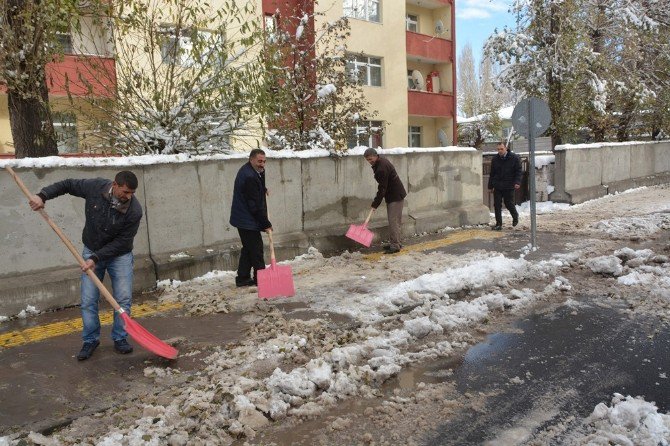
[408,90,454,118]
[46,54,117,98]
[406,31,452,63]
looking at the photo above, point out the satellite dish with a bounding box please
[434,19,445,34]
[437,128,449,146]
[411,70,425,91]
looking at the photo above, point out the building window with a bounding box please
[56,33,74,54]
[264,14,278,42]
[343,0,380,23]
[406,14,418,32]
[408,126,421,147]
[160,28,222,67]
[347,54,382,87]
[53,112,78,153]
[348,120,384,149]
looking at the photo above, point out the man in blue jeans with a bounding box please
[29,171,143,360]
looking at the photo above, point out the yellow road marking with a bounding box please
[363,228,504,262]
[0,301,182,349]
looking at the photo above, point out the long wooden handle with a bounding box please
[5,166,122,312]
[267,229,276,264]
[363,208,375,227]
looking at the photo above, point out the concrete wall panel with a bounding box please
[601,145,631,184]
[0,166,150,275]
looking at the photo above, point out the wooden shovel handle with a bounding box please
[363,208,375,227]
[267,229,276,264]
[5,166,122,312]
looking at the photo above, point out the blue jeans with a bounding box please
[81,246,134,343]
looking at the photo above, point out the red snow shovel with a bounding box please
[6,166,178,360]
[257,230,295,299]
[346,208,375,247]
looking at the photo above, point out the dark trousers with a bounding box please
[493,189,518,226]
[237,228,265,281]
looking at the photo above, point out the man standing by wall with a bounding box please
[29,171,143,360]
[488,142,522,230]
[230,149,272,287]
[364,148,407,254]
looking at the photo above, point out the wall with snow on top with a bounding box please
[0,147,488,315]
[551,140,670,204]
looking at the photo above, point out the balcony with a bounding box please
[46,54,116,98]
[408,90,454,118]
[406,0,451,6]
[406,31,452,63]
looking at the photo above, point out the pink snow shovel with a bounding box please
[345,208,375,247]
[6,166,178,360]
[257,230,295,299]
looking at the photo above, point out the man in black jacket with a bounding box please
[488,142,522,230]
[364,148,407,254]
[29,171,143,360]
[230,149,272,287]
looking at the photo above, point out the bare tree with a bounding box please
[259,5,376,152]
[0,0,78,157]
[65,0,264,155]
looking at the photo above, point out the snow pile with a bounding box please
[593,212,670,239]
[585,255,624,276]
[16,305,39,319]
[582,394,670,445]
[613,248,670,289]
[517,200,571,215]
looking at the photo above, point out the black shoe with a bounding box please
[492,225,502,231]
[236,277,255,287]
[382,244,391,250]
[77,340,100,361]
[114,338,133,354]
[383,247,401,254]
[512,217,519,227]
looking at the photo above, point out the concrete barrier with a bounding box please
[0,148,489,316]
[550,141,670,204]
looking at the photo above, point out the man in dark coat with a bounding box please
[488,142,522,230]
[29,171,143,360]
[364,148,407,254]
[230,149,272,287]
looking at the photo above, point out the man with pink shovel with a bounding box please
[363,148,407,254]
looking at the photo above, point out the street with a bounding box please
[1,184,670,445]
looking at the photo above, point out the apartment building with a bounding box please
[0,15,117,155]
[1,0,454,154]
[316,0,456,149]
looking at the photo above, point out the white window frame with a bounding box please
[160,28,221,67]
[347,54,382,87]
[264,14,278,42]
[406,14,418,32]
[343,0,380,23]
[348,120,384,149]
[53,112,78,153]
[408,69,418,89]
[408,126,421,147]
[56,32,74,54]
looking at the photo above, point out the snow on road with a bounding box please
[2,185,670,445]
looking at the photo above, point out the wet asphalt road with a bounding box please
[424,301,670,445]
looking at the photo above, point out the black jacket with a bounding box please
[488,151,523,191]
[38,178,143,263]
[229,162,271,231]
[371,157,407,209]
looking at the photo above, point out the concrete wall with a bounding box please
[0,148,488,315]
[550,141,670,204]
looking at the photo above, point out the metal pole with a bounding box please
[528,101,537,247]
